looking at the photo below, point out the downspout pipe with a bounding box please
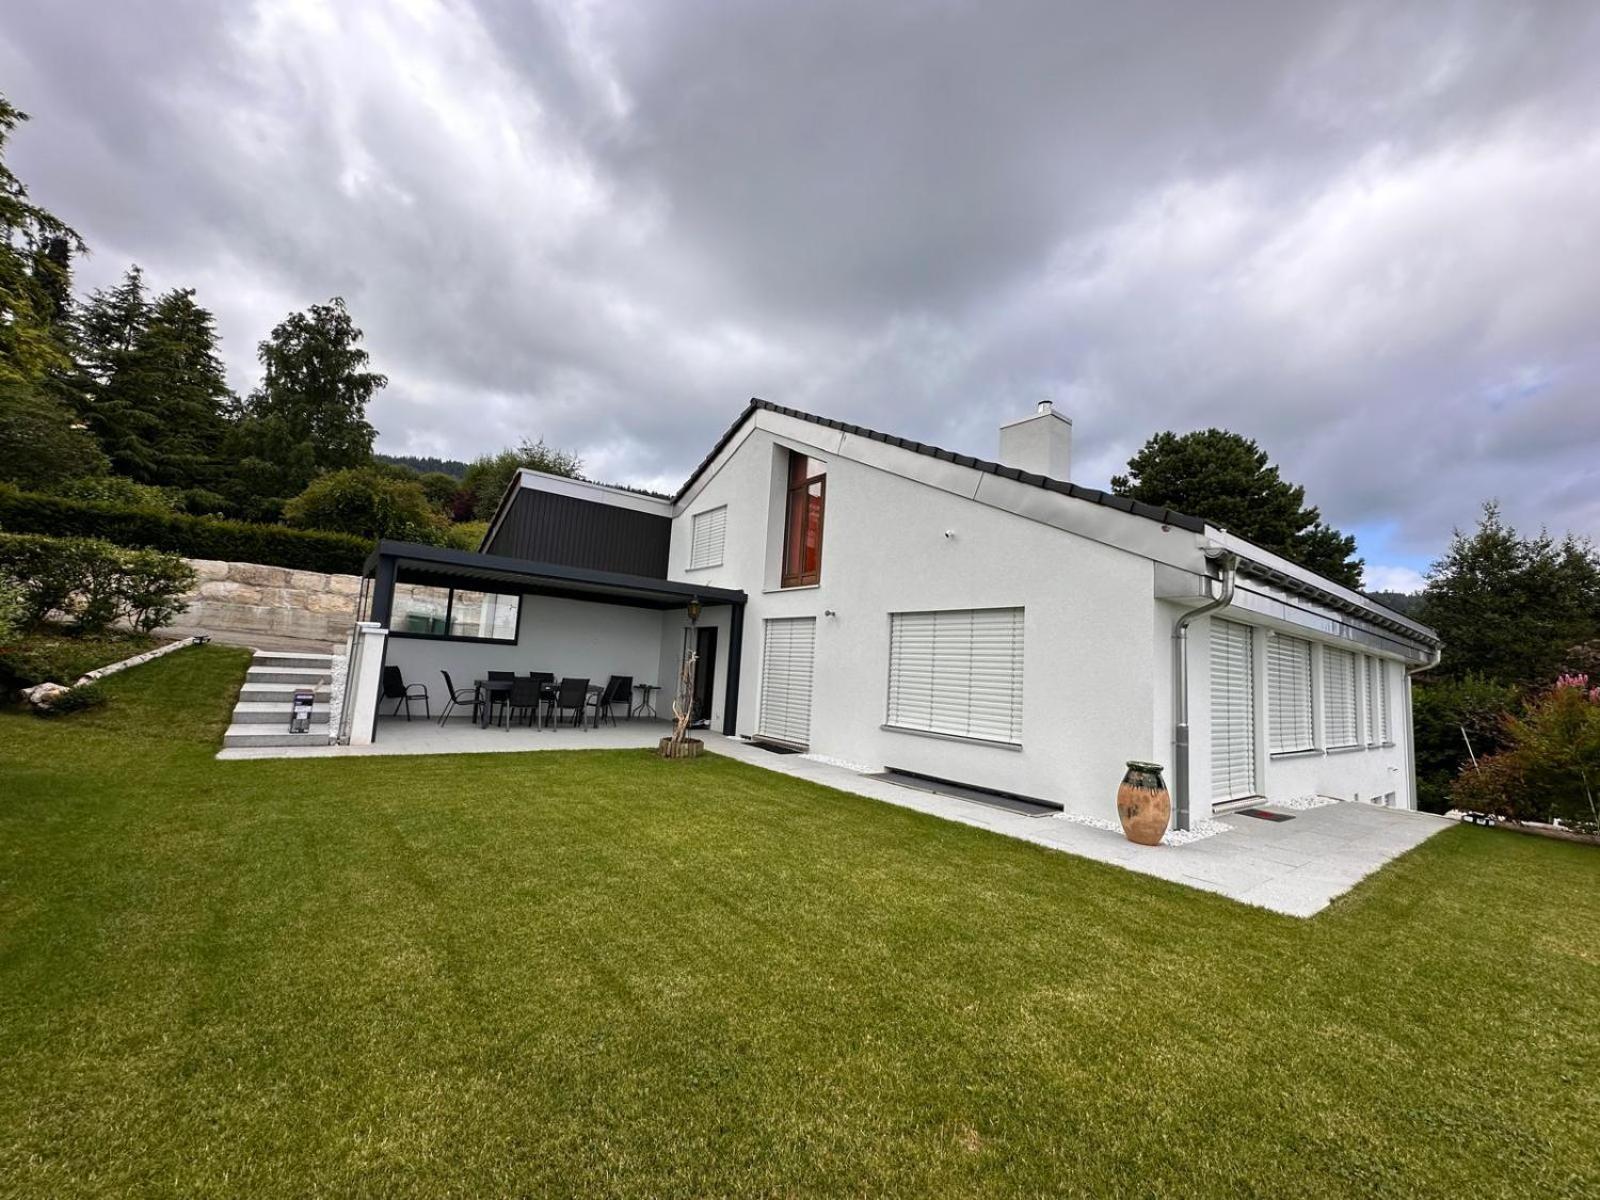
[1172,552,1238,832]
[1403,643,1444,810]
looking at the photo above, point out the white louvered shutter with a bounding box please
[1364,657,1380,745]
[1267,633,1314,754]
[688,506,727,569]
[759,617,815,746]
[887,608,1024,744]
[1210,618,1257,800]
[1378,659,1392,743]
[1324,647,1359,747]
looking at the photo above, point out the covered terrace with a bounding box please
[340,542,746,748]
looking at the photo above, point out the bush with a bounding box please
[0,532,196,634]
[48,475,180,511]
[33,681,107,717]
[282,467,448,544]
[0,485,370,575]
[445,520,489,551]
[0,578,25,643]
[0,626,158,692]
[1450,676,1600,832]
[1412,675,1522,813]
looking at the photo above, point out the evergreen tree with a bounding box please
[1110,428,1364,589]
[1419,502,1600,686]
[0,95,85,388]
[229,298,386,500]
[137,287,233,488]
[76,266,156,479]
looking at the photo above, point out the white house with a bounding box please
[347,399,1439,830]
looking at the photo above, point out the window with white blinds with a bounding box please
[1324,647,1359,748]
[758,617,815,746]
[1267,633,1314,754]
[1210,618,1257,799]
[1377,658,1392,743]
[688,505,727,569]
[886,607,1024,744]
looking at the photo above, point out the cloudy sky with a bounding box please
[5,1,1597,589]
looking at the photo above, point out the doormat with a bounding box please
[1236,807,1295,822]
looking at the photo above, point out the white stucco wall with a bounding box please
[381,593,668,716]
[662,413,1426,824]
[668,423,1168,819]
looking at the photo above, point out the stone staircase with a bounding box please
[222,650,339,750]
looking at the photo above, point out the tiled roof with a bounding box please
[674,398,1206,533]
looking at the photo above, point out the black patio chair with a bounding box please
[382,665,429,721]
[483,669,515,726]
[552,677,590,729]
[505,676,543,729]
[437,670,479,726]
[525,672,555,726]
[588,675,632,728]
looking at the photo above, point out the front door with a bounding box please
[681,626,717,726]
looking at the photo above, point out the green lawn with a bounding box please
[1,646,1596,1198]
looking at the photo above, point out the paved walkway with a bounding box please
[702,734,1453,918]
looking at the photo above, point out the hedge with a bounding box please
[0,486,371,575]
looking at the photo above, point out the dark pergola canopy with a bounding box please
[362,541,747,622]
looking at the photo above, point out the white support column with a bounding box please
[344,622,389,746]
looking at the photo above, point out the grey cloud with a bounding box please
[2,0,1597,576]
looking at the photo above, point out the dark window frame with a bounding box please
[780,453,826,588]
[389,584,521,644]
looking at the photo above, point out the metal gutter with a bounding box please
[1172,553,1238,832]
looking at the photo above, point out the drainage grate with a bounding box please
[752,740,802,755]
[1236,807,1295,822]
[873,769,1061,818]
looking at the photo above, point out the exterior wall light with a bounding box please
[687,598,702,624]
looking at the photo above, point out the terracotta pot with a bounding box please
[658,737,704,760]
[1116,760,1170,846]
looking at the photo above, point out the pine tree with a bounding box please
[76,266,157,480]
[1110,428,1364,589]
[137,288,233,488]
[0,95,85,388]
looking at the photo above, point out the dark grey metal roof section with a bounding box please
[486,487,671,578]
[366,541,746,610]
[675,398,1207,532]
[1228,554,1439,645]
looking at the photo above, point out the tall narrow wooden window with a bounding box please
[781,453,826,587]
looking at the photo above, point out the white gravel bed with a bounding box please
[1055,810,1233,846]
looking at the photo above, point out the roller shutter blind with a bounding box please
[1324,647,1359,748]
[887,608,1024,744]
[758,617,815,746]
[688,506,727,569]
[1378,658,1392,743]
[1267,633,1314,754]
[1364,656,1380,745]
[1210,618,1257,800]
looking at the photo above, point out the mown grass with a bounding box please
[1,645,1596,1198]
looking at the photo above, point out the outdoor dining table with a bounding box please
[473,678,605,729]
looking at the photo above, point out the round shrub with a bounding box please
[282,467,449,545]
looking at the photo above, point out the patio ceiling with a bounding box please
[365,540,746,615]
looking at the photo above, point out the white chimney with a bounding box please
[998,400,1072,481]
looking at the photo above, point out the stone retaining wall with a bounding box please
[177,559,362,645]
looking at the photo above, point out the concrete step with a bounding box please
[238,682,330,704]
[245,666,333,686]
[222,725,335,749]
[252,651,339,671]
[229,702,330,725]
